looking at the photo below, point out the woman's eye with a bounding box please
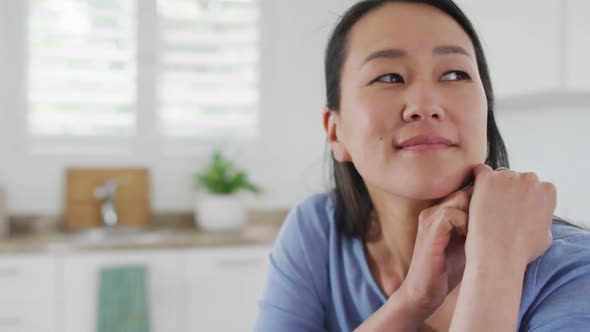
[375,73,404,84]
[441,70,470,81]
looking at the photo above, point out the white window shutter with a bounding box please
[28,0,137,136]
[157,0,260,138]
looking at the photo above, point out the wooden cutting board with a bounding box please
[64,168,152,231]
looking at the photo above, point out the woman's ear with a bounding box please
[323,107,352,162]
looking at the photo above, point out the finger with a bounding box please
[522,172,540,182]
[429,207,469,244]
[472,164,493,179]
[445,208,469,237]
[541,181,557,198]
[461,184,474,196]
[541,181,557,194]
[541,181,557,212]
[439,190,471,213]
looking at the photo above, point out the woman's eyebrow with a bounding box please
[362,49,407,64]
[433,45,470,57]
[362,45,470,65]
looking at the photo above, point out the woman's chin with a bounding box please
[399,174,468,201]
[408,186,460,201]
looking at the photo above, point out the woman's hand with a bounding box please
[466,164,556,267]
[449,164,557,332]
[399,187,472,318]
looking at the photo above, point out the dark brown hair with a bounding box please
[324,0,510,239]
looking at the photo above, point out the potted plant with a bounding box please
[193,150,260,232]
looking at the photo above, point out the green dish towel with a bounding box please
[97,265,150,332]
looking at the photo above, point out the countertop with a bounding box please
[0,210,288,254]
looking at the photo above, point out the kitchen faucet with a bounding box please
[94,180,119,227]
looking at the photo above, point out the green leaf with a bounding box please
[194,150,261,195]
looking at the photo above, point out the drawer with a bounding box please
[181,246,270,332]
[0,256,57,301]
[0,301,56,332]
[184,246,270,273]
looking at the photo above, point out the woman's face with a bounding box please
[326,2,488,200]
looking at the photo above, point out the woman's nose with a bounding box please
[401,86,445,122]
[402,105,444,122]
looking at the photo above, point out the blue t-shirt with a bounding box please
[254,192,590,331]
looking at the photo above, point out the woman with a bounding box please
[254,0,590,331]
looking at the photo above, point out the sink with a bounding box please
[63,226,168,247]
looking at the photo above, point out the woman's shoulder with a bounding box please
[533,220,590,283]
[519,221,590,329]
[542,221,590,266]
[269,192,338,263]
[551,219,590,240]
[255,193,338,330]
[292,191,337,216]
[277,191,337,240]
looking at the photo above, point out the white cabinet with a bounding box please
[61,250,179,332]
[454,0,563,98]
[0,245,273,332]
[566,0,590,91]
[181,246,270,332]
[0,255,58,332]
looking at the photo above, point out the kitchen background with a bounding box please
[0,0,588,331]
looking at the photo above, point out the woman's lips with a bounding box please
[396,134,456,152]
[401,144,453,152]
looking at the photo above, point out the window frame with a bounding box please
[23,0,260,157]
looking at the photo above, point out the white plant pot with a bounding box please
[194,192,247,232]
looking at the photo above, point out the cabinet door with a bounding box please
[566,0,590,91]
[0,301,56,332]
[182,246,270,332]
[0,255,57,332]
[0,255,57,302]
[454,0,562,97]
[62,250,179,332]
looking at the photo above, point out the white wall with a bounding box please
[496,106,590,227]
[0,0,588,228]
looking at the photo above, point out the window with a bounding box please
[28,0,136,136]
[27,0,259,141]
[158,0,259,138]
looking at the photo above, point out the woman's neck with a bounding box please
[365,189,437,284]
